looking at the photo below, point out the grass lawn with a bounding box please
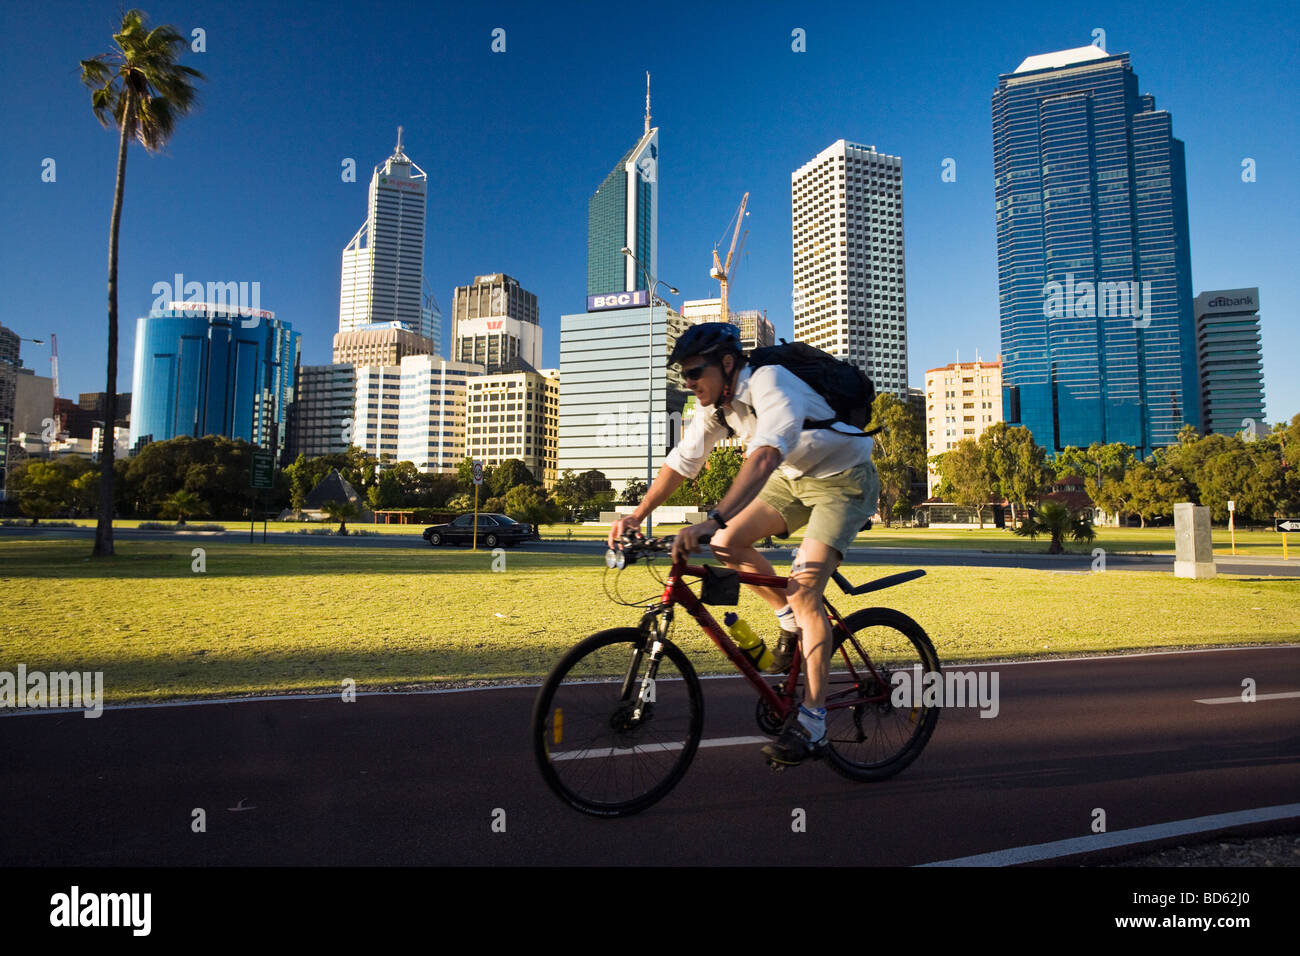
[0,537,1295,705]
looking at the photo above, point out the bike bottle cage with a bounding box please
[700,565,741,605]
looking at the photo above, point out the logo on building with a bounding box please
[588,291,649,311]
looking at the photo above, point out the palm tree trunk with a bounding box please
[94,91,133,557]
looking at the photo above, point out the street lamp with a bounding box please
[621,246,677,539]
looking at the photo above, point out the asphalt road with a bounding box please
[6,524,1298,576]
[2,646,1297,865]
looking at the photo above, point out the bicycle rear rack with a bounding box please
[831,568,926,596]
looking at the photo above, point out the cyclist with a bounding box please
[607,322,880,767]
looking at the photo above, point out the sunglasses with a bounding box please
[681,361,714,382]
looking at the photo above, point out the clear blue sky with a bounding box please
[3,0,1296,425]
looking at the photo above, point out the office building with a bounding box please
[287,363,357,459]
[127,303,299,460]
[465,365,560,486]
[351,356,483,473]
[451,273,542,372]
[792,140,908,397]
[339,129,439,344]
[1195,288,1265,436]
[332,326,433,366]
[680,299,776,352]
[558,303,690,486]
[925,359,1003,495]
[588,81,658,297]
[993,47,1199,456]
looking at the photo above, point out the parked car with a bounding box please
[422,513,540,548]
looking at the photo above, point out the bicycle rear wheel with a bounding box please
[532,628,704,817]
[822,607,940,782]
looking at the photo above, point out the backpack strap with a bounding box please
[803,417,881,437]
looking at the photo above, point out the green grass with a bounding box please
[0,538,1295,705]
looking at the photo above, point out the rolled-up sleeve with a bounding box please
[663,402,727,479]
[745,366,805,461]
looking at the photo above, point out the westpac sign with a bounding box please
[587,290,649,311]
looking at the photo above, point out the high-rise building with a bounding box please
[588,79,658,297]
[924,359,1003,495]
[128,303,299,460]
[351,356,483,473]
[558,303,689,487]
[1195,288,1265,436]
[339,129,437,341]
[792,140,908,397]
[331,326,433,366]
[287,364,357,459]
[992,47,1199,457]
[0,325,22,443]
[465,366,560,486]
[451,274,542,373]
[680,299,775,352]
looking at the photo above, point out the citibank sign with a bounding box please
[588,290,649,311]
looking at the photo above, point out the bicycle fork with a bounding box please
[623,607,672,722]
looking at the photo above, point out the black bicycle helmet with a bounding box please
[667,321,742,367]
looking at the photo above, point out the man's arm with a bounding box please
[669,445,783,563]
[607,464,688,546]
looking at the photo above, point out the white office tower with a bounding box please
[397,356,484,473]
[465,367,560,486]
[339,128,434,341]
[452,273,542,373]
[792,140,908,397]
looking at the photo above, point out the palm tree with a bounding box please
[321,500,359,535]
[81,9,204,557]
[1013,499,1097,554]
[158,489,206,525]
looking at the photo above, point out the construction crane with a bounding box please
[710,192,749,325]
[49,333,60,398]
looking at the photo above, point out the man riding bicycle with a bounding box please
[608,322,880,767]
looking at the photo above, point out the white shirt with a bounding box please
[664,364,874,480]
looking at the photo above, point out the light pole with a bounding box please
[621,247,677,539]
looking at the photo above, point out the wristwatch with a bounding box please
[707,508,727,529]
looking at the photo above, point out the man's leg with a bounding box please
[708,497,791,612]
[783,537,841,709]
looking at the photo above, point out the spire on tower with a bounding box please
[644,71,651,134]
[395,125,405,156]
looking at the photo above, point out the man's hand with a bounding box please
[671,519,719,564]
[608,515,641,549]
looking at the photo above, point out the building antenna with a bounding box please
[395,125,404,155]
[644,71,651,134]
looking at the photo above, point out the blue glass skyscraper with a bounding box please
[992,47,1200,457]
[128,304,300,460]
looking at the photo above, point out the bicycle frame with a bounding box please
[630,558,896,722]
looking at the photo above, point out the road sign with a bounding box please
[1276,518,1300,532]
[250,451,275,490]
[1227,500,1235,512]
[472,461,483,486]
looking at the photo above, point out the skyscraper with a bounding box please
[992,47,1199,456]
[128,303,299,460]
[451,273,542,372]
[588,76,658,297]
[1195,288,1265,436]
[792,140,908,397]
[339,129,437,342]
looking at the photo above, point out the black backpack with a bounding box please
[746,342,879,436]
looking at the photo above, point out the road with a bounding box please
[2,646,1297,865]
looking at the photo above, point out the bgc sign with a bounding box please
[587,290,649,311]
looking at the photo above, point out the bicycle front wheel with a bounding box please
[531,628,704,817]
[823,607,941,782]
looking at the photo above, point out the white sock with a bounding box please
[775,605,798,633]
[797,704,826,741]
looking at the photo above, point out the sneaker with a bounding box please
[761,709,827,767]
[766,628,800,673]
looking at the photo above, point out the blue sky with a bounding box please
[2,0,1297,424]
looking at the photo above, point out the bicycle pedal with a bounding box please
[766,758,786,773]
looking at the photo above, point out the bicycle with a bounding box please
[531,533,941,817]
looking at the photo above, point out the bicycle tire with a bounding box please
[821,607,941,782]
[532,628,704,817]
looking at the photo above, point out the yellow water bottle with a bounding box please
[724,612,773,671]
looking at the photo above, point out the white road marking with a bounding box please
[1196,690,1300,704]
[550,735,768,761]
[919,802,1300,866]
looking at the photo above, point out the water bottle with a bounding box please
[724,612,773,671]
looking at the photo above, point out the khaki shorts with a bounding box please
[757,459,880,558]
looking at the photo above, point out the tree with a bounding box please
[81,9,204,556]
[871,393,925,527]
[490,459,538,498]
[17,461,71,520]
[158,489,206,524]
[982,423,1047,527]
[1013,500,1096,554]
[367,469,404,511]
[619,478,648,506]
[321,499,358,535]
[693,448,744,508]
[503,484,560,526]
[456,456,492,495]
[943,438,995,528]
